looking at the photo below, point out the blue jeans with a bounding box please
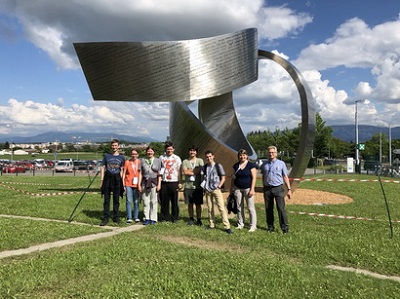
[125,186,139,220]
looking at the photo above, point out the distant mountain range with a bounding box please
[330,125,400,143]
[0,131,158,144]
[0,125,399,144]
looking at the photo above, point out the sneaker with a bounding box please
[225,228,233,234]
[187,219,195,226]
[113,218,121,224]
[282,230,289,234]
[143,220,150,225]
[126,219,133,224]
[196,219,203,226]
[99,219,109,226]
[150,220,156,225]
[134,219,140,223]
[249,226,257,232]
[236,224,244,230]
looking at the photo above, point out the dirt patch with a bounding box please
[159,235,246,252]
[252,187,353,205]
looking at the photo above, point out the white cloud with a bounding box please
[294,18,400,104]
[258,5,313,40]
[4,0,312,69]
[0,99,170,139]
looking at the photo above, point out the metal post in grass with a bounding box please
[68,170,100,223]
[378,175,393,239]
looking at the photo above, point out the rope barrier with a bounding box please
[290,177,400,184]
[0,182,98,197]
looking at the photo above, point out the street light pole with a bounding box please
[355,101,359,173]
[389,124,392,167]
[354,99,371,173]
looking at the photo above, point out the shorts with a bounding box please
[184,188,203,205]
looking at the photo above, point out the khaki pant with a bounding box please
[205,189,230,229]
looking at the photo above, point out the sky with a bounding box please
[0,0,400,142]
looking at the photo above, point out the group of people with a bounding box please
[99,139,292,234]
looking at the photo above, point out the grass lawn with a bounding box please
[1,173,399,298]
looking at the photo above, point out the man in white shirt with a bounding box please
[159,141,182,222]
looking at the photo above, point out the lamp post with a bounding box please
[354,99,371,173]
[389,124,392,167]
[72,136,80,160]
[355,100,363,174]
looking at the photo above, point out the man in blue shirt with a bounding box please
[100,139,125,226]
[260,146,292,233]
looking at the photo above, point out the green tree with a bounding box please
[330,137,353,159]
[313,113,333,158]
[148,141,165,156]
[364,132,389,162]
[81,144,93,152]
[247,130,276,158]
[64,143,76,153]
[271,127,296,159]
[392,139,400,154]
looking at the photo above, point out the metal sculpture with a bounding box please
[74,28,315,191]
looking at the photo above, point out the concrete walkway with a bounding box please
[0,214,144,259]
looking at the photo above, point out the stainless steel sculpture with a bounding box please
[74,28,315,191]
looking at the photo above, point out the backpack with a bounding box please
[226,193,237,214]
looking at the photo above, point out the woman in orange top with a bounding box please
[122,149,142,223]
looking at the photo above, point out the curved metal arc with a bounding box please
[258,50,316,191]
[74,28,258,103]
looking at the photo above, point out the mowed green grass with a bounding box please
[1,173,399,298]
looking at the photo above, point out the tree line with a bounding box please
[247,113,400,165]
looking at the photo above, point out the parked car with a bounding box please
[73,160,89,171]
[323,159,337,166]
[20,160,35,170]
[46,160,55,167]
[54,161,74,172]
[2,163,26,173]
[87,160,99,170]
[33,159,46,168]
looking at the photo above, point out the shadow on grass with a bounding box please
[82,209,103,220]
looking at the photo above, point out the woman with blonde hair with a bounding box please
[230,149,257,232]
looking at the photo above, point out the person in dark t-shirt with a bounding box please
[100,139,125,226]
